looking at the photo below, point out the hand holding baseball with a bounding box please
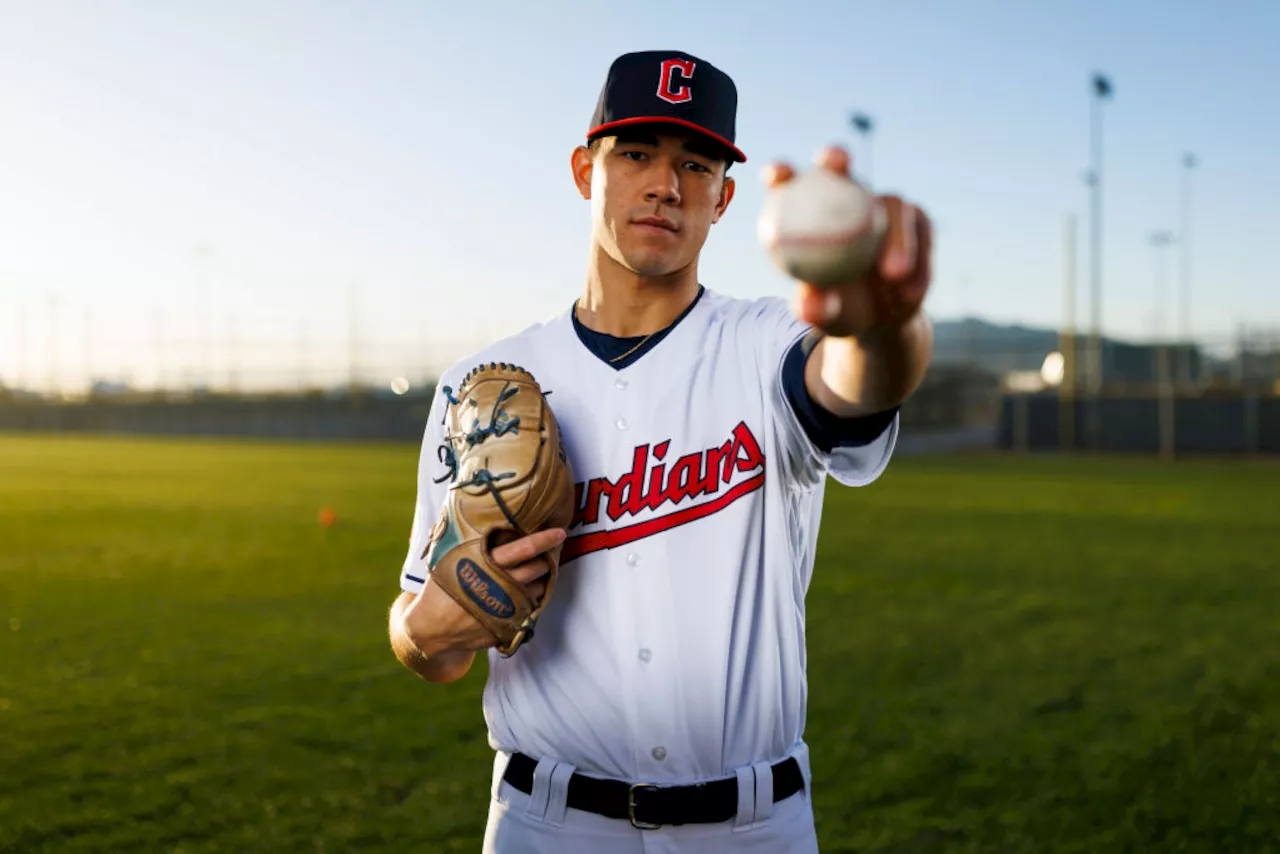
[758,145,932,339]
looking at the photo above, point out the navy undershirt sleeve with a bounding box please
[781,336,899,453]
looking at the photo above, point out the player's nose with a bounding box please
[644,162,681,206]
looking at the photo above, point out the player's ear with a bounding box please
[571,145,594,200]
[712,174,735,223]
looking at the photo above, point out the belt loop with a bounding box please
[524,757,557,821]
[491,751,512,802]
[750,760,774,824]
[542,760,577,827]
[732,765,755,829]
[793,741,813,795]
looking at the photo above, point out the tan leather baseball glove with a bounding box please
[422,362,575,657]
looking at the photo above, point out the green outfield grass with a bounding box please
[1,434,1278,853]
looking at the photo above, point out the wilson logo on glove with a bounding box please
[456,558,516,619]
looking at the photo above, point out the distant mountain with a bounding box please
[929,317,1243,385]
[931,318,1063,373]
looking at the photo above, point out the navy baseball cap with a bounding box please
[587,50,747,163]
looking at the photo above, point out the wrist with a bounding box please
[844,313,932,370]
[841,308,928,349]
[400,600,448,659]
[810,313,931,415]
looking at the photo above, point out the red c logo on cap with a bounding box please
[656,58,696,105]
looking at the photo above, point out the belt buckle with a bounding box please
[627,782,662,830]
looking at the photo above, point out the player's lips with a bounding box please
[632,215,678,234]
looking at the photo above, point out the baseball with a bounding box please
[757,165,887,288]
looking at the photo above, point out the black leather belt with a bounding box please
[501,751,805,829]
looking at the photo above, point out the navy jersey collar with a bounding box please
[572,285,705,370]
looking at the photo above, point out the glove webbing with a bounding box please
[433,381,525,530]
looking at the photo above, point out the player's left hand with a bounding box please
[763,145,933,340]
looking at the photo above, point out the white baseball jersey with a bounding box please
[399,286,898,849]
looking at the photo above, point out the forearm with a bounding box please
[805,312,933,417]
[388,595,476,684]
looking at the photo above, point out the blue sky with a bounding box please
[1,0,1277,390]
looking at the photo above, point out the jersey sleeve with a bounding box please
[748,297,899,490]
[398,378,454,596]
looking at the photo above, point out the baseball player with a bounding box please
[389,49,933,853]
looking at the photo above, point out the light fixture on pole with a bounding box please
[849,112,875,184]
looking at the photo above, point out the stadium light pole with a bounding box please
[15,303,28,392]
[1060,213,1079,452]
[46,292,58,396]
[194,243,212,392]
[1085,72,1113,449]
[1150,231,1175,339]
[1151,230,1176,459]
[1178,152,1198,388]
[849,112,874,185]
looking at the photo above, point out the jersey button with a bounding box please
[615,377,628,390]
[651,747,667,761]
[615,418,628,431]
[626,553,641,567]
[638,648,652,663]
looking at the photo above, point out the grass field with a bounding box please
[1,434,1278,853]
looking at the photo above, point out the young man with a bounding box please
[389,50,933,853]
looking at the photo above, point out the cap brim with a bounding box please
[587,116,747,163]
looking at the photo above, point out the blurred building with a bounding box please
[900,363,1003,430]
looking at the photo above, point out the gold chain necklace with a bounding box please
[608,331,656,364]
[574,301,658,365]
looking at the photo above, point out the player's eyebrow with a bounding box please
[615,131,723,162]
[680,137,726,164]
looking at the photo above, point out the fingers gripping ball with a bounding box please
[757,166,887,288]
[422,363,575,657]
